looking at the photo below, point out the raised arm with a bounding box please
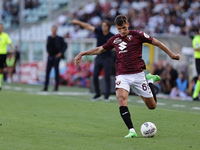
[151,38,180,60]
[74,46,106,65]
[71,19,95,32]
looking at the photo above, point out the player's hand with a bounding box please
[171,54,180,60]
[10,49,14,53]
[56,52,62,58]
[74,53,82,66]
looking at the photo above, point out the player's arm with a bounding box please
[194,48,200,51]
[71,19,95,32]
[74,46,106,65]
[9,43,14,53]
[151,38,180,60]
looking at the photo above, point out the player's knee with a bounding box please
[147,103,156,110]
[117,95,125,102]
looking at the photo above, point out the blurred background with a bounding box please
[1,0,199,99]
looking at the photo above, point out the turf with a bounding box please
[0,83,200,150]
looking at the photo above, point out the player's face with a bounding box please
[101,22,109,32]
[51,27,57,35]
[116,23,129,37]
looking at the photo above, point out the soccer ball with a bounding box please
[140,122,157,137]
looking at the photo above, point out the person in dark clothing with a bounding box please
[71,19,114,101]
[160,64,178,94]
[42,25,67,91]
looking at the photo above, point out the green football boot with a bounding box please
[124,131,138,138]
[146,73,161,83]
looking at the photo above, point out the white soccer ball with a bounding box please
[140,122,157,137]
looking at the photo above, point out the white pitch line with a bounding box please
[192,107,200,110]
[137,100,144,103]
[3,86,12,89]
[137,100,167,106]
[172,104,185,108]
[13,87,23,91]
[36,91,89,96]
[157,102,167,106]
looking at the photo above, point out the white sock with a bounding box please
[129,128,136,133]
[147,78,153,84]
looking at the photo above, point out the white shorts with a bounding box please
[115,72,153,98]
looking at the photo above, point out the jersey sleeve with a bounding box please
[102,37,114,51]
[138,31,153,44]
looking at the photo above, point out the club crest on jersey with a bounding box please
[126,35,132,41]
[113,37,122,44]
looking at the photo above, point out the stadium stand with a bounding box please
[2,0,68,29]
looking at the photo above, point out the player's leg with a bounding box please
[116,88,137,138]
[146,73,161,103]
[0,54,7,90]
[43,57,53,91]
[53,57,60,91]
[131,72,157,109]
[0,68,3,90]
[91,58,103,100]
[193,59,200,100]
[115,75,137,138]
[102,57,112,101]
[141,96,156,109]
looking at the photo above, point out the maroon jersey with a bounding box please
[102,30,153,76]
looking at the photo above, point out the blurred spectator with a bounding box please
[3,0,200,35]
[59,60,92,87]
[63,0,200,37]
[152,61,165,76]
[151,61,165,93]
[170,71,188,98]
[160,64,178,94]
[57,13,67,26]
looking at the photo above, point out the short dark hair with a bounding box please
[52,25,58,29]
[114,15,128,26]
[102,20,111,30]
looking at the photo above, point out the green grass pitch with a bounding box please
[0,83,200,150]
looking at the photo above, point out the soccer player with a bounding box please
[0,24,13,90]
[71,19,114,101]
[74,15,180,138]
[192,27,200,100]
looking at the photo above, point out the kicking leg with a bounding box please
[141,96,156,109]
[146,73,161,103]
